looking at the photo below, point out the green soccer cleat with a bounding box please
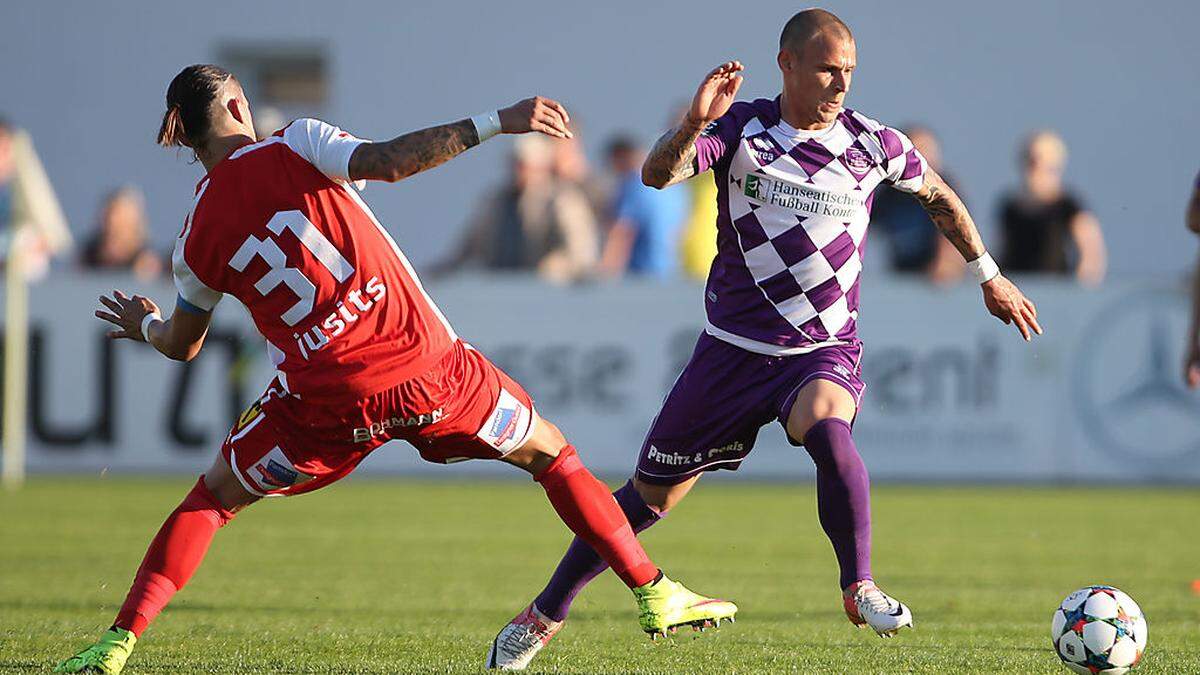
[633,573,737,638]
[54,628,137,674]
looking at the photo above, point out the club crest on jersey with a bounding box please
[476,389,531,453]
[842,146,873,173]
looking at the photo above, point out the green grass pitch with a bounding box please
[2,477,1198,673]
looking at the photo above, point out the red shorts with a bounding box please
[221,340,537,497]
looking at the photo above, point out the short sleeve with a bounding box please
[171,220,223,312]
[281,118,368,184]
[694,103,753,173]
[1060,192,1084,220]
[876,126,927,194]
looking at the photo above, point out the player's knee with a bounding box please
[633,475,697,512]
[502,417,568,475]
[203,457,259,512]
[786,382,856,444]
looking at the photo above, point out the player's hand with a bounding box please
[1184,341,1200,389]
[685,61,745,130]
[498,96,572,139]
[981,275,1042,341]
[95,290,159,342]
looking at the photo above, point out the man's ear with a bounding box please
[777,50,791,72]
[227,97,246,125]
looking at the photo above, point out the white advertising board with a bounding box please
[15,273,1200,483]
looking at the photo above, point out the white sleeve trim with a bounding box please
[282,118,368,184]
[171,182,223,311]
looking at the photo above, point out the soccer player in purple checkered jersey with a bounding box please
[486,8,1042,668]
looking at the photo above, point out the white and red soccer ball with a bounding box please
[1052,585,1147,674]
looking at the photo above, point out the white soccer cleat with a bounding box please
[843,581,913,638]
[486,603,563,670]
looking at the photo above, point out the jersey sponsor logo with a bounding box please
[476,389,531,454]
[352,408,445,443]
[706,440,745,459]
[832,363,852,379]
[742,171,866,220]
[842,147,873,173]
[647,441,747,467]
[748,136,781,164]
[293,276,388,360]
[255,459,300,488]
[245,446,313,492]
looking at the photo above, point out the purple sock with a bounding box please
[533,479,663,621]
[803,417,872,591]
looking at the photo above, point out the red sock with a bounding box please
[114,477,234,636]
[534,446,657,589]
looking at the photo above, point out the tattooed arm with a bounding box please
[642,120,706,189]
[912,169,985,261]
[914,168,1043,341]
[348,96,572,183]
[349,120,479,183]
[643,61,744,189]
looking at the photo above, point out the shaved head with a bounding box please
[779,8,853,54]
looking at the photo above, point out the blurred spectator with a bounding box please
[433,135,598,284]
[997,130,1106,286]
[679,172,719,281]
[80,186,164,280]
[552,120,611,225]
[870,126,963,284]
[1181,171,1200,388]
[598,135,687,279]
[0,117,71,279]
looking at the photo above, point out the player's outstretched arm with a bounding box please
[914,169,1043,342]
[348,96,572,183]
[642,61,743,189]
[95,292,211,361]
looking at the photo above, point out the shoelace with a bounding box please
[500,617,554,654]
[857,587,894,614]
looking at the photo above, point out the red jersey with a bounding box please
[172,118,457,402]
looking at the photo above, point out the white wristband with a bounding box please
[966,252,1000,284]
[140,312,162,342]
[470,110,502,142]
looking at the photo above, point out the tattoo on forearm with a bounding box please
[349,119,479,182]
[642,122,703,188]
[915,175,985,260]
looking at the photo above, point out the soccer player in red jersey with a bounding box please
[55,65,735,674]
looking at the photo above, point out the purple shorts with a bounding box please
[635,332,865,485]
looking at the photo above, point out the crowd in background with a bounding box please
[0,112,1110,287]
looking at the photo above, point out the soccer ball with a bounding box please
[1051,586,1147,674]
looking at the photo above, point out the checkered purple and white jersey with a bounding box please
[695,97,926,355]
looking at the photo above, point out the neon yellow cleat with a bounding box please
[54,628,137,674]
[633,573,737,638]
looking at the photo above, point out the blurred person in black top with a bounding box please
[870,126,962,284]
[997,131,1106,285]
